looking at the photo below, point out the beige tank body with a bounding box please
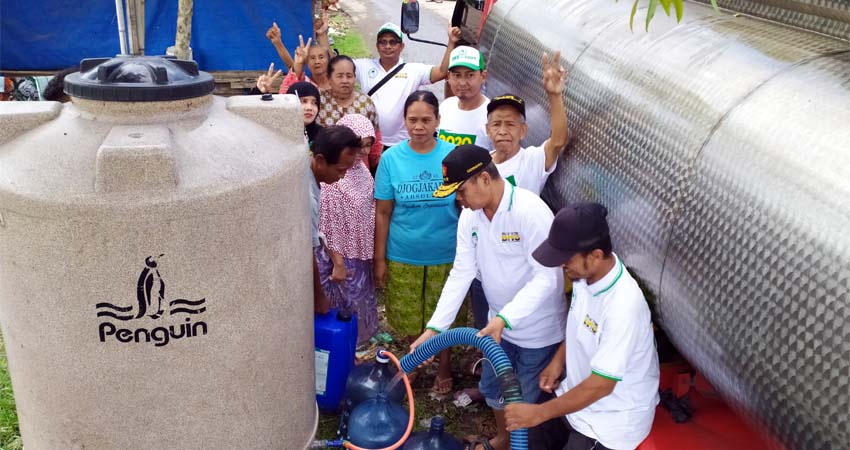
[0,93,317,450]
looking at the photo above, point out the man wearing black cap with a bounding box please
[503,203,660,450]
[487,51,568,196]
[410,145,567,450]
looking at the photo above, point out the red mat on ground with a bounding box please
[638,363,782,450]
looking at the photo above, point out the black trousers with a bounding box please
[531,393,614,450]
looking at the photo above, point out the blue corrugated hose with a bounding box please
[398,327,528,450]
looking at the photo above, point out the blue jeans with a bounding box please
[470,279,489,329]
[478,338,561,410]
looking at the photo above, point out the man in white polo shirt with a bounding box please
[410,145,567,450]
[504,203,660,450]
[487,51,568,195]
[354,22,461,148]
[438,46,492,151]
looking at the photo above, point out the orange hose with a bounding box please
[343,351,415,450]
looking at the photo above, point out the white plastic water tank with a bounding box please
[0,56,316,450]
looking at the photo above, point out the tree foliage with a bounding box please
[630,0,720,31]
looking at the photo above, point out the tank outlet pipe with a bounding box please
[399,328,528,450]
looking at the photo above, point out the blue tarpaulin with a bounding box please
[0,0,313,71]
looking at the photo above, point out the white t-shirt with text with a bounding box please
[438,96,492,150]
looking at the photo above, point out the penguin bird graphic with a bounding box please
[136,255,166,319]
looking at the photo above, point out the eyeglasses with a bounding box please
[377,39,402,47]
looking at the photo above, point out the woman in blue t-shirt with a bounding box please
[374,90,461,395]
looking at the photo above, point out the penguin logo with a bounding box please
[136,255,166,319]
[95,255,207,323]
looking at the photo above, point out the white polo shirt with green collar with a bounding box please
[426,182,566,349]
[557,254,660,449]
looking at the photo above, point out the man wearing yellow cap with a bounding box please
[411,144,568,450]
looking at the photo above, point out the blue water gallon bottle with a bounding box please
[314,308,358,413]
[345,350,406,407]
[401,416,465,450]
[347,392,408,448]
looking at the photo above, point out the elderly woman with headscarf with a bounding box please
[317,114,379,345]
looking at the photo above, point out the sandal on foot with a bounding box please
[431,375,453,395]
[465,439,495,450]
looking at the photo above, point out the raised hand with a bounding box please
[315,10,330,35]
[294,35,313,70]
[256,62,283,94]
[542,51,566,96]
[448,25,462,46]
[265,22,282,43]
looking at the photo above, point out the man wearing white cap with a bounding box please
[354,22,462,148]
[438,46,492,151]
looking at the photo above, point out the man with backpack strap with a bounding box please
[354,22,461,149]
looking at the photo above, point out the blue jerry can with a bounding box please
[314,308,358,413]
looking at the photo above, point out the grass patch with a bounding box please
[0,334,22,450]
[328,10,372,58]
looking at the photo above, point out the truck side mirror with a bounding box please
[401,0,420,34]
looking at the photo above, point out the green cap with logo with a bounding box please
[377,22,403,41]
[448,46,485,71]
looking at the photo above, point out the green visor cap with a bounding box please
[448,46,485,71]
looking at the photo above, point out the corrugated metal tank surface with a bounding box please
[478,0,850,449]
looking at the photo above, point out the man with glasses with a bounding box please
[354,22,461,149]
[487,51,569,196]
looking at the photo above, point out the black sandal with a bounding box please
[465,438,495,450]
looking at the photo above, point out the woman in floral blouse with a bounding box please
[317,114,378,345]
[318,55,383,173]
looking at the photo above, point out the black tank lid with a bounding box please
[64,56,215,102]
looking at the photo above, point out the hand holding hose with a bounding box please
[505,402,546,432]
[477,316,507,344]
[409,329,438,366]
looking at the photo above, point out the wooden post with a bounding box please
[175,0,194,60]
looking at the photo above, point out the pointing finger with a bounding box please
[305,37,313,49]
[267,62,275,77]
[298,34,305,48]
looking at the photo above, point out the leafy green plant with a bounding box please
[630,0,720,31]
